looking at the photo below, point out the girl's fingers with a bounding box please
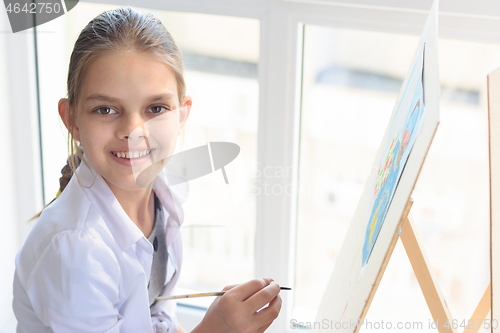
[257,322,273,333]
[255,294,282,331]
[246,282,280,312]
[225,278,271,301]
[257,324,272,333]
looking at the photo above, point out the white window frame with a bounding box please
[6,0,500,332]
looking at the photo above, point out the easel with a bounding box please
[378,198,491,333]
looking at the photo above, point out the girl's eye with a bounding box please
[95,107,117,115]
[148,106,169,114]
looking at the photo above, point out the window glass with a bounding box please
[295,25,496,326]
[37,2,259,308]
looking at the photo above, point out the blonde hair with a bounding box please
[32,6,186,219]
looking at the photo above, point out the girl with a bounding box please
[13,7,282,333]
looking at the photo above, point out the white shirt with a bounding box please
[13,156,186,333]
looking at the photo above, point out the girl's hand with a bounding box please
[192,278,282,333]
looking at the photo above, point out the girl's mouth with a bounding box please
[111,148,154,159]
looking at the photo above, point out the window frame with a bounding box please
[6,0,500,332]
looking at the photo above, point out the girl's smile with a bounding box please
[109,147,155,166]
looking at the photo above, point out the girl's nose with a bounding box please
[118,113,148,141]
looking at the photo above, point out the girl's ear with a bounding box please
[58,98,81,141]
[178,96,192,135]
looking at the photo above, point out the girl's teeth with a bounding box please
[115,150,150,159]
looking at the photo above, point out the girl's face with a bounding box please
[62,50,190,192]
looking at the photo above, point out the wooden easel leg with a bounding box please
[400,213,457,333]
[463,284,491,333]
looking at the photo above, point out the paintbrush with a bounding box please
[155,287,292,301]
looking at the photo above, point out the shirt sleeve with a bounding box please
[25,229,123,333]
